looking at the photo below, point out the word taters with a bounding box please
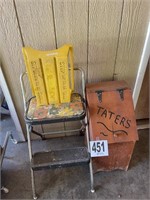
[97,106,131,129]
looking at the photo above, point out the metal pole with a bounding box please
[0,131,17,167]
[26,125,37,200]
[20,73,37,199]
[78,67,95,192]
[133,22,150,108]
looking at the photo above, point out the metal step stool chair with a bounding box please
[20,47,94,199]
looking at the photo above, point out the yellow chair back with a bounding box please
[22,45,74,106]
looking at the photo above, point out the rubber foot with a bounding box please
[1,187,9,193]
[11,139,17,144]
[33,196,38,200]
[91,189,95,193]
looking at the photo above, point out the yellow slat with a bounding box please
[42,57,60,104]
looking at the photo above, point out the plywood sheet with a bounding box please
[15,0,56,50]
[88,0,123,83]
[114,0,150,90]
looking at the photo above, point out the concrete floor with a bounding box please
[1,114,149,199]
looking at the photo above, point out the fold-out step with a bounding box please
[31,147,90,170]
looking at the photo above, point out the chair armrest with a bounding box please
[74,67,86,99]
[20,72,28,111]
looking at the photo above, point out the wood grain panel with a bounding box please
[114,0,150,90]
[53,0,88,85]
[15,0,56,50]
[53,0,88,66]
[0,0,26,137]
[135,61,149,119]
[88,0,123,83]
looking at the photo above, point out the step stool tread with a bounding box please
[31,147,89,170]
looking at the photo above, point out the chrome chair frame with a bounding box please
[20,67,94,199]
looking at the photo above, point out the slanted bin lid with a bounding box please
[86,81,138,144]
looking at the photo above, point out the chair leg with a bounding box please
[26,125,37,199]
[31,169,37,200]
[83,116,95,193]
[1,186,9,193]
[89,159,95,193]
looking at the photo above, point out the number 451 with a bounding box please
[92,141,105,152]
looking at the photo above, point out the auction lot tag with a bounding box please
[90,140,109,157]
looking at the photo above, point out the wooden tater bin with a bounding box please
[86,81,138,173]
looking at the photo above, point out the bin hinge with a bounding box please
[95,90,103,103]
[117,88,124,101]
